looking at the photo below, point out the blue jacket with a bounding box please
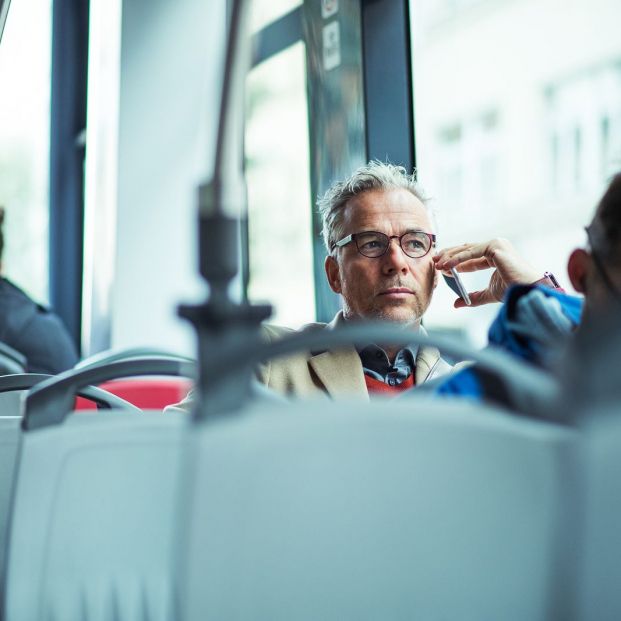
[435,285,583,401]
[0,277,78,374]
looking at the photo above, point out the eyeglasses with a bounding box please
[332,230,436,259]
[585,225,621,302]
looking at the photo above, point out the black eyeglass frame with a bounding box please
[584,225,621,303]
[332,230,437,259]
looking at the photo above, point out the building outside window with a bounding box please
[411,0,621,345]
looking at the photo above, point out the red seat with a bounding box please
[74,378,193,410]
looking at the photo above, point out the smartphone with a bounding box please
[443,267,471,306]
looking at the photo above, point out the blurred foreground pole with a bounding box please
[179,0,271,419]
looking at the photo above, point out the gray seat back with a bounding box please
[577,408,621,621]
[0,417,21,573]
[3,410,188,621]
[0,387,24,546]
[0,392,23,417]
[180,398,578,621]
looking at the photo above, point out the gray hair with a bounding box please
[317,160,432,253]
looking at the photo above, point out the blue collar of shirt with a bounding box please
[358,343,419,385]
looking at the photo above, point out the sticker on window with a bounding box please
[322,21,341,72]
[321,0,338,19]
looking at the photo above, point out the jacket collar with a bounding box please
[307,312,446,398]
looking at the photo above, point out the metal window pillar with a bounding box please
[49,0,90,353]
[361,0,415,171]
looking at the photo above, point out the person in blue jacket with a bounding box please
[431,171,621,404]
[0,207,78,374]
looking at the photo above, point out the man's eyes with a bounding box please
[360,239,383,249]
[404,238,425,249]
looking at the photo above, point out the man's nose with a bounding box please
[382,238,409,272]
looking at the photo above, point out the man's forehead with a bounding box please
[343,188,430,225]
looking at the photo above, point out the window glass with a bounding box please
[250,0,302,33]
[245,41,315,328]
[81,0,122,354]
[0,0,51,303]
[411,0,621,345]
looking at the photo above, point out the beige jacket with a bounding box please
[258,312,454,401]
[168,312,455,412]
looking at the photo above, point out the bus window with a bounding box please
[250,0,302,34]
[245,40,315,328]
[410,0,621,345]
[0,0,52,304]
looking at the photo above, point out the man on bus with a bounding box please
[258,159,454,398]
[172,160,540,411]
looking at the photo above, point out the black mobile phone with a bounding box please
[443,268,471,305]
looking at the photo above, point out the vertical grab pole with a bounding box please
[179,0,272,420]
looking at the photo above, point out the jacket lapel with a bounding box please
[306,313,451,396]
[414,345,442,384]
[414,324,454,384]
[309,348,369,400]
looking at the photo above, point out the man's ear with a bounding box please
[567,248,590,293]
[325,255,342,294]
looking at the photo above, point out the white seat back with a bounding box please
[3,410,188,621]
[180,398,578,621]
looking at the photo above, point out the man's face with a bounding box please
[325,188,437,326]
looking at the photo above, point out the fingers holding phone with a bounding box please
[443,268,471,306]
[434,238,540,307]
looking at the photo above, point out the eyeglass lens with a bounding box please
[355,231,432,259]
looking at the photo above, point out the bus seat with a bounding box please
[0,342,26,376]
[0,391,22,417]
[0,373,141,582]
[0,416,21,570]
[91,377,193,410]
[2,411,188,620]
[73,353,196,410]
[180,398,579,621]
[578,409,621,621]
[75,347,194,371]
[1,359,194,619]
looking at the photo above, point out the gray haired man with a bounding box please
[259,160,452,399]
[171,160,459,410]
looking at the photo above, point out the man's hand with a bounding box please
[433,238,541,308]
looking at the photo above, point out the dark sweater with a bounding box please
[0,277,78,374]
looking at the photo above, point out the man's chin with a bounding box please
[372,307,423,326]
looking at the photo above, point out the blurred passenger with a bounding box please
[432,172,621,404]
[0,207,78,374]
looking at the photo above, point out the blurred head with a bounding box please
[567,173,621,321]
[318,161,437,327]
